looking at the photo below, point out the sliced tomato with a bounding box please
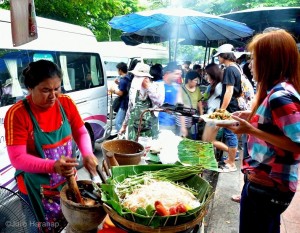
[169,206,178,215]
[176,203,187,213]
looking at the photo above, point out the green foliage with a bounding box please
[143,0,300,14]
[0,0,9,9]
[143,0,300,60]
[0,0,140,41]
[176,45,207,64]
[191,0,300,14]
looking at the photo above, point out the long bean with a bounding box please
[115,165,204,197]
[148,165,204,181]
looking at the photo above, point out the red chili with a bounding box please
[154,201,169,216]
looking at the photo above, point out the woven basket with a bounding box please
[101,165,213,232]
[103,203,207,233]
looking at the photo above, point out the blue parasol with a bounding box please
[109,8,254,60]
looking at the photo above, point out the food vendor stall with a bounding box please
[60,104,218,233]
[98,121,217,232]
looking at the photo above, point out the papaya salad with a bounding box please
[99,165,213,228]
[120,179,200,216]
[208,109,232,120]
[99,165,210,216]
[116,166,205,217]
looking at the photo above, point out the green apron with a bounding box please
[127,90,159,141]
[16,99,74,232]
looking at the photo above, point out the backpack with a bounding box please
[124,73,133,93]
[232,64,255,111]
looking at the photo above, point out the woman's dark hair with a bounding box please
[128,59,140,80]
[242,62,255,87]
[128,59,140,71]
[219,53,236,62]
[205,63,223,96]
[193,64,201,70]
[23,60,62,89]
[150,63,163,81]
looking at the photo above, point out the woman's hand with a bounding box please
[216,115,254,135]
[142,77,151,89]
[54,156,78,177]
[83,155,98,177]
[119,124,127,135]
[232,110,251,120]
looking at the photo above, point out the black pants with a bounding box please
[240,178,295,233]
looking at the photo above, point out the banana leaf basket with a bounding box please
[100,164,213,233]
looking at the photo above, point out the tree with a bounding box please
[0,0,140,41]
[144,0,300,61]
[144,0,300,14]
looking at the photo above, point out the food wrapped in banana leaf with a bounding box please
[178,138,218,171]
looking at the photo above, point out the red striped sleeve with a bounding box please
[4,101,29,146]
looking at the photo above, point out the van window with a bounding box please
[0,49,104,107]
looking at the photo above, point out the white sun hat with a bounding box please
[129,63,153,78]
[213,44,235,57]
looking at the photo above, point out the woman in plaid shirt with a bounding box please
[218,29,300,233]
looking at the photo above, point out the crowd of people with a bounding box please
[3,28,300,233]
[108,28,300,233]
[110,59,212,139]
[109,45,256,167]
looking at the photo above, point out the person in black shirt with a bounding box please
[214,44,241,172]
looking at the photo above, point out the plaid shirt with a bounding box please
[243,82,300,192]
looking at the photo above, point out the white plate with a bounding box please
[200,114,238,125]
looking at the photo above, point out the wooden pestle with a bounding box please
[60,155,84,204]
[66,174,84,205]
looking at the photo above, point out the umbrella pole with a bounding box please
[174,40,178,61]
[203,42,208,67]
[174,18,180,61]
[208,46,211,65]
[168,38,172,61]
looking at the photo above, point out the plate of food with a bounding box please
[200,109,238,125]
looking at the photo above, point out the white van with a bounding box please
[98,41,168,80]
[0,9,109,191]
